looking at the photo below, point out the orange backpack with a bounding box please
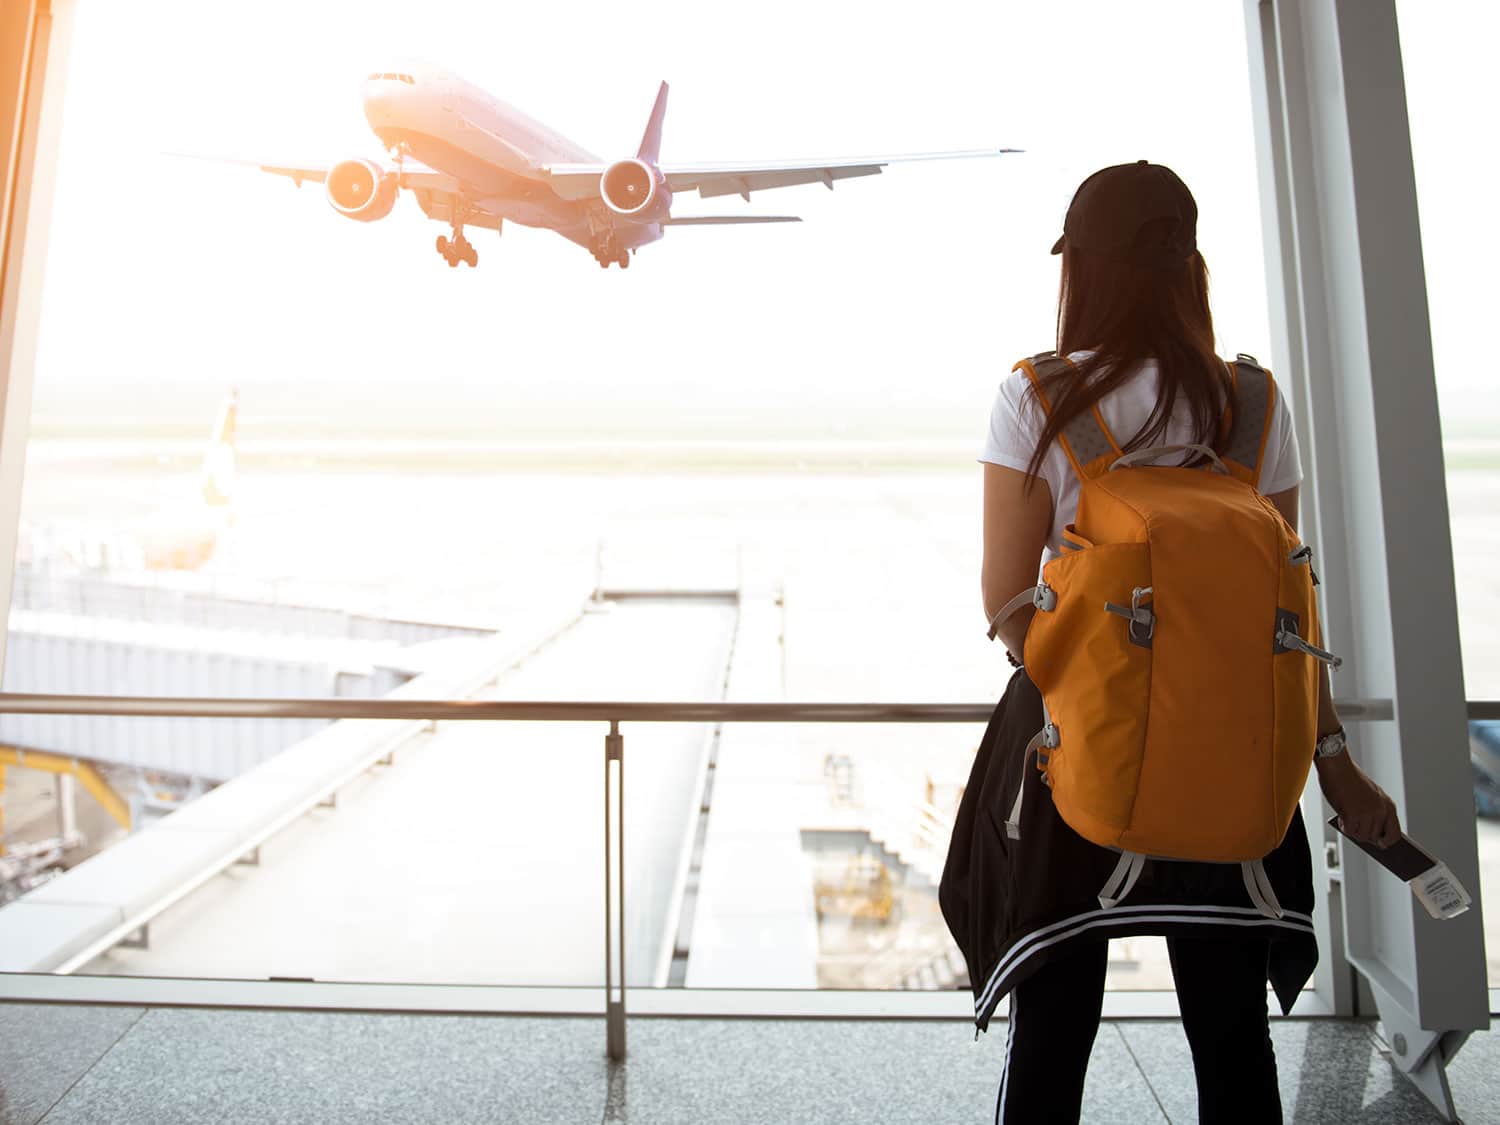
[988,352,1340,916]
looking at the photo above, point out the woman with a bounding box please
[954,162,1402,1123]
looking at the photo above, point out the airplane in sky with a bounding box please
[250,62,1020,269]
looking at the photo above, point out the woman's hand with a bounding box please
[1317,752,1401,848]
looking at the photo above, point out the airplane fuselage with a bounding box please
[361,63,662,254]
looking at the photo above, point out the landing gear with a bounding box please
[590,245,631,269]
[436,230,477,268]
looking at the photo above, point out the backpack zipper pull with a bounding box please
[1288,545,1321,585]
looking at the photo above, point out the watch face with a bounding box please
[1318,730,1346,757]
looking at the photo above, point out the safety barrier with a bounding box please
[0,691,1427,1058]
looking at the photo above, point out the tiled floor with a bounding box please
[1,1003,1495,1124]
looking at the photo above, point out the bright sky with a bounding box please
[27,0,1496,436]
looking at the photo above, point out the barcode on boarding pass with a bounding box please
[1411,863,1472,920]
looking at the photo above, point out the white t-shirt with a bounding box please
[979,350,1303,560]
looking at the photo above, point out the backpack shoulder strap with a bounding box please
[1012,352,1123,481]
[1220,354,1277,487]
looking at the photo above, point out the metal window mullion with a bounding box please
[1327,0,1485,1037]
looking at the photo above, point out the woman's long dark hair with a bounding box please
[1022,239,1234,490]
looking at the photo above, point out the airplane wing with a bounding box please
[541,149,1015,203]
[167,153,507,232]
[662,215,802,225]
[259,159,508,231]
[253,158,466,199]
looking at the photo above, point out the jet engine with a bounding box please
[600,158,671,224]
[325,158,398,222]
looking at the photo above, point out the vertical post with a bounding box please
[56,769,75,840]
[604,719,626,1061]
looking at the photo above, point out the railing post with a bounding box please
[604,719,625,1061]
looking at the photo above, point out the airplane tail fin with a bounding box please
[201,388,238,508]
[209,387,239,448]
[637,81,669,164]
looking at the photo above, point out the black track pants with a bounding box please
[994,936,1282,1124]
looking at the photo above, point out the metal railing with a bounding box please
[0,691,1491,1058]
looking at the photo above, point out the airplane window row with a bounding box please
[366,73,416,84]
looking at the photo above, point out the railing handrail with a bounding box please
[3,686,1496,1058]
[0,693,1425,723]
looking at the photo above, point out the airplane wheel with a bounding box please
[597,258,609,269]
[436,235,450,255]
[466,246,479,267]
[618,254,630,270]
[446,251,460,268]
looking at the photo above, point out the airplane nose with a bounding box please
[363,83,394,128]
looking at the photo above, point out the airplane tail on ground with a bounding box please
[637,81,669,164]
[201,388,239,508]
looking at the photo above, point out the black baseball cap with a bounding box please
[1050,161,1197,266]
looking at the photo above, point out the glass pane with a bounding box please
[4,0,1268,995]
[0,593,738,985]
[1396,0,1500,989]
[0,716,609,984]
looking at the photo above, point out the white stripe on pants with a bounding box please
[995,992,1016,1124]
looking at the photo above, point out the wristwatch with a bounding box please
[1315,726,1348,759]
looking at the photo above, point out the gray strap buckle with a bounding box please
[1274,609,1342,669]
[986,582,1056,641]
[1104,585,1155,647]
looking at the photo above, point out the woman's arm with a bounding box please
[981,463,1053,660]
[1266,485,1402,847]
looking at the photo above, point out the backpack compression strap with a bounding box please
[1013,352,1123,481]
[1220,355,1278,487]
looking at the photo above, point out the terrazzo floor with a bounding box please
[1,1002,1495,1124]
